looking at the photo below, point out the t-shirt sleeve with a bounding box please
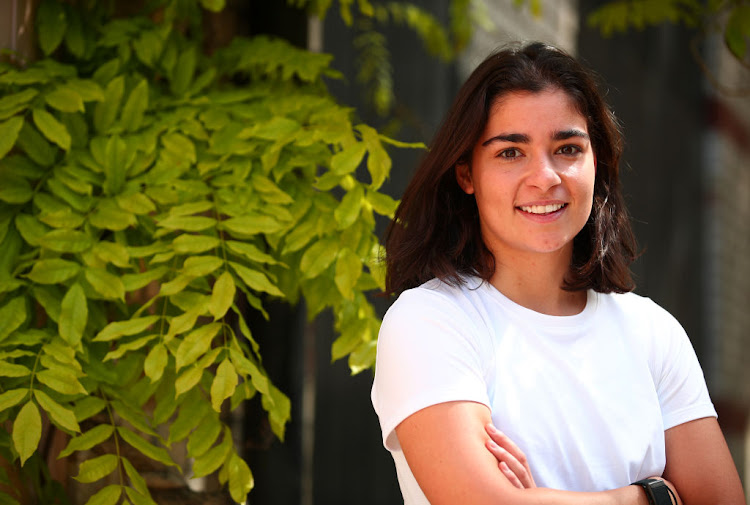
[371,288,491,450]
[652,308,717,430]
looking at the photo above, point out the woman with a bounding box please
[371,42,745,505]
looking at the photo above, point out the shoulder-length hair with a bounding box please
[384,42,637,296]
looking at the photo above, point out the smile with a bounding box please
[518,203,567,215]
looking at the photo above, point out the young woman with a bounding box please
[371,42,745,505]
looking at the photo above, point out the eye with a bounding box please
[498,147,523,159]
[556,144,582,156]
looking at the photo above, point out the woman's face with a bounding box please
[456,88,596,262]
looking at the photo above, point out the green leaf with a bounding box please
[37,0,67,55]
[192,426,232,478]
[94,316,160,342]
[229,262,283,297]
[0,297,26,343]
[0,174,32,204]
[144,343,168,383]
[300,237,339,279]
[219,215,284,236]
[171,47,196,96]
[330,142,367,176]
[85,267,125,301]
[94,76,125,133]
[120,79,149,131]
[0,116,24,160]
[45,86,84,113]
[66,79,105,102]
[36,367,87,395]
[13,401,41,466]
[175,322,221,371]
[157,215,216,232]
[59,283,88,346]
[175,365,204,397]
[225,241,280,265]
[39,229,93,253]
[83,485,121,505]
[161,132,196,164]
[17,121,56,166]
[210,359,237,412]
[59,424,114,458]
[116,427,176,467]
[226,452,254,503]
[725,5,750,59]
[26,258,80,284]
[104,334,158,362]
[32,108,71,151]
[122,456,150,497]
[208,271,235,320]
[334,183,364,229]
[334,248,362,300]
[75,454,119,483]
[34,390,80,433]
[168,390,210,443]
[366,189,398,216]
[122,267,169,291]
[89,198,137,231]
[116,192,155,215]
[124,487,157,505]
[103,135,128,196]
[181,256,223,277]
[0,389,27,414]
[0,361,31,377]
[200,0,226,12]
[0,88,38,112]
[186,414,221,458]
[261,384,291,441]
[173,234,220,253]
[73,396,107,422]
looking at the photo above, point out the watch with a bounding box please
[631,478,674,505]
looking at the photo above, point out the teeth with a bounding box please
[519,203,565,214]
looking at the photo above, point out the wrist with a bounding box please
[631,478,676,505]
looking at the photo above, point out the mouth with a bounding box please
[518,203,567,215]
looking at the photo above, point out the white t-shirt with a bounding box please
[371,277,716,504]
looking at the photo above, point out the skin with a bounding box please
[395,89,746,504]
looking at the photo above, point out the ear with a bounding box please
[455,161,475,195]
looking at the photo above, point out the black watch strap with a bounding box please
[632,478,673,505]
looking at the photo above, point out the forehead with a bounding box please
[487,89,587,129]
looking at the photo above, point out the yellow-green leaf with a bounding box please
[334,183,364,230]
[172,234,220,253]
[75,453,119,483]
[59,424,114,458]
[33,108,71,151]
[229,262,283,297]
[116,427,176,467]
[210,359,237,412]
[175,322,221,371]
[94,315,160,342]
[84,484,121,505]
[45,86,84,113]
[0,116,24,160]
[26,258,80,284]
[181,256,223,278]
[144,343,168,383]
[59,283,87,347]
[299,237,338,279]
[220,215,284,237]
[94,76,124,133]
[85,268,125,301]
[208,271,235,320]
[175,365,204,397]
[13,401,41,466]
[0,296,27,343]
[334,248,362,300]
[226,452,254,503]
[122,456,150,497]
[38,229,93,253]
[186,414,222,458]
[34,389,80,433]
[36,367,87,395]
[192,426,232,478]
[0,361,31,377]
[0,388,27,413]
[124,486,157,505]
[120,79,149,132]
[330,142,366,176]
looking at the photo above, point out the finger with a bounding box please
[500,462,524,489]
[485,424,528,466]
[485,439,532,488]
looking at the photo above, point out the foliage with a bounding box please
[588,0,750,64]
[0,0,416,503]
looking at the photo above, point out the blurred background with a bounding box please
[2,0,748,503]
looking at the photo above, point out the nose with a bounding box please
[525,154,562,192]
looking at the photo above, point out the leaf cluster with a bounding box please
[588,0,750,61]
[0,0,404,503]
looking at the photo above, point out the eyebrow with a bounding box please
[481,129,590,147]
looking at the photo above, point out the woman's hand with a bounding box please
[484,424,537,489]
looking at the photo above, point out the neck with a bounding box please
[488,247,587,316]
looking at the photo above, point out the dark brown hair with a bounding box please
[385,42,637,296]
